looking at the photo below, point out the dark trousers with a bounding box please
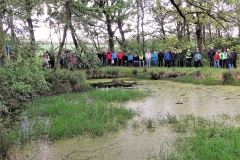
[128,60,133,66]
[233,59,237,68]
[171,61,176,67]
[179,60,184,67]
[123,60,128,66]
[195,60,203,68]
[221,59,226,68]
[158,58,163,67]
[102,58,106,66]
[209,57,214,67]
[165,60,170,68]
[186,60,191,67]
[113,59,117,66]
[118,59,122,66]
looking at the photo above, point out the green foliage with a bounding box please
[0,60,48,116]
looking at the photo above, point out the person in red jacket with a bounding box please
[106,51,112,66]
[213,52,220,68]
[117,50,123,66]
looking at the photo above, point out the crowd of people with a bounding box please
[42,51,55,68]
[97,47,238,70]
[41,47,238,71]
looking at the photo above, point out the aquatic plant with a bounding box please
[23,89,146,141]
[149,114,240,160]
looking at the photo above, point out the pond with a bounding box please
[11,80,240,160]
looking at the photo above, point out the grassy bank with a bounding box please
[147,113,240,160]
[86,66,240,86]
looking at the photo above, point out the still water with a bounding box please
[13,81,240,160]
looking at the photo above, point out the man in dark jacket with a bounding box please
[170,49,177,67]
[158,50,164,67]
[177,50,184,67]
[231,49,238,68]
[122,53,128,66]
[101,51,106,66]
[208,47,216,67]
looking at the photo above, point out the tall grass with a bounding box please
[24,88,147,141]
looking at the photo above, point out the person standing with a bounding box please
[227,50,233,71]
[133,53,139,67]
[50,53,55,68]
[164,50,171,68]
[128,53,133,67]
[112,50,117,66]
[186,49,192,67]
[145,50,151,67]
[117,50,123,66]
[170,49,176,67]
[177,50,184,67]
[208,47,216,67]
[213,52,220,68]
[194,51,202,68]
[195,48,203,67]
[152,51,157,67]
[139,52,144,67]
[220,49,228,68]
[106,51,112,66]
[101,51,106,66]
[123,53,128,66]
[231,49,238,68]
[158,50,164,67]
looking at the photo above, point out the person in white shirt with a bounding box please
[145,50,151,67]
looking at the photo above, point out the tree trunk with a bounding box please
[202,25,206,49]
[196,23,202,51]
[106,20,115,52]
[136,0,140,44]
[69,23,79,51]
[25,2,36,54]
[117,19,127,52]
[0,13,7,67]
[209,24,212,42]
[9,13,16,42]
[140,0,145,53]
[54,1,71,71]
[160,17,166,39]
[186,23,190,42]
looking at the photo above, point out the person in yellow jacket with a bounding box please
[139,53,144,67]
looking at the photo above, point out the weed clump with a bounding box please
[222,72,238,85]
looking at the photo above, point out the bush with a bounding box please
[0,60,48,116]
[44,69,87,93]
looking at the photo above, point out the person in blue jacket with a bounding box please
[112,50,117,66]
[6,45,12,55]
[164,50,171,68]
[152,52,158,67]
[128,53,133,67]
